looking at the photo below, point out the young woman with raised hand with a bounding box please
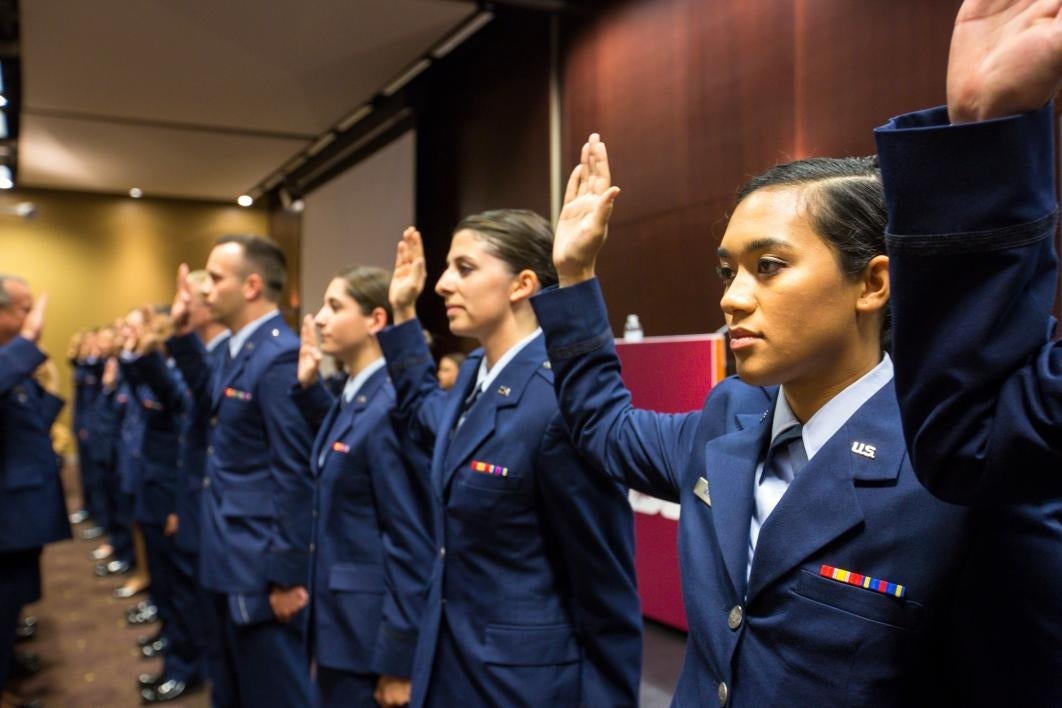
[521,16,1062,690]
[288,266,434,708]
[877,0,1062,703]
[379,211,642,708]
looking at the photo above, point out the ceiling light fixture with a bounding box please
[0,165,13,190]
[129,187,143,198]
[381,58,431,97]
[237,194,254,207]
[0,96,7,108]
[432,11,494,59]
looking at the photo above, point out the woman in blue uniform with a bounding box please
[379,211,643,708]
[288,265,434,708]
[526,79,1032,701]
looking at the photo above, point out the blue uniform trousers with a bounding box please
[208,592,312,708]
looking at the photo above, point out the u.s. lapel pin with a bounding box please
[759,410,768,422]
[542,360,552,370]
[851,441,877,459]
[497,385,511,397]
[693,477,711,507]
[355,395,367,405]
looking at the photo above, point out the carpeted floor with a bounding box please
[10,463,208,708]
[13,462,685,707]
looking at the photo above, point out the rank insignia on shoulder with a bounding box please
[693,476,711,507]
[332,442,350,454]
[470,460,509,477]
[851,441,876,459]
[820,564,906,598]
[224,387,253,401]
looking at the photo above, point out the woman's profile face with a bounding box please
[435,229,520,342]
[717,186,867,391]
[313,277,374,359]
[437,356,460,390]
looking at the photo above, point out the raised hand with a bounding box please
[101,357,119,390]
[948,0,1062,122]
[170,263,194,335]
[19,293,47,343]
[554,134,621,286]
[390,227,427,324]
[297,315,322,389]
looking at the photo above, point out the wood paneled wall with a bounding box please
[562,0,965,336]
[411,10,552,356]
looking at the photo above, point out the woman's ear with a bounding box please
[856,254,890,315]
[509,269,541,303]
[367,306,389,335]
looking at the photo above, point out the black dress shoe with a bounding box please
[141,679,196,704]
[113,584,147,599]
[15,616,37,642]
[79,525,104,540]
[126,601,156,620]
[90,546,113,561]
[137,672,164,689]
[69,509,90,524]
[95,559,130,577]
[136,632,162,648]
[140,637,168,659]
[9,650,42,678]
[127,606,159,626]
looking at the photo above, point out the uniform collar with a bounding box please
[773,353,894,462]
[228,309,278,357]
[342,357,386,405]
[473,327,542,395]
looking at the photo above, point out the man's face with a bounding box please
[205,243,249,329]
[0,280,32,345]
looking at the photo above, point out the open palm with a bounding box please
[555,134,621,285]
[949,0,1062,121]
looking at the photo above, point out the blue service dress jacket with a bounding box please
[289,367,433,679]
[378,320,643,708]
[0,336,71,556]
[166,331,228,554]
[123,353,188,525]
[878,104,1062,704]
[168,314,314,622]
[530,281,992,707]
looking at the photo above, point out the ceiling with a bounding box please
[16,0,477,202]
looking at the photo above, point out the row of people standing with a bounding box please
[69,223,644,707]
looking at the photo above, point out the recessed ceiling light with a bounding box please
[237,194,253,207]
[129,187,143,198]
[0,165,13,190]
[0,96,7,108]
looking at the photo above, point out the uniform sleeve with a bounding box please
[131,351,189,415]
[366,408,435,677]
[257,349,316,587]
[289,379,335,432]
[0,337,47,395]
[166,333,214,418]
[531,279,701,501]
[877,104,1062,505]
[378,318,451,456]
[536,416,642,707]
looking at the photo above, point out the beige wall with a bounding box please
[0,187,270,429]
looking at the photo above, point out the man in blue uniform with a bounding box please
[0,276,71,700]
[167,236,315,707]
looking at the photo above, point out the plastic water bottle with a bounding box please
[623,314,644,342]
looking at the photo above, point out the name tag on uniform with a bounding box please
[224,387,253,401]
[693,477,711,507]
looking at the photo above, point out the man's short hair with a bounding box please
[216,234,287,302]
[0,274,27,308]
